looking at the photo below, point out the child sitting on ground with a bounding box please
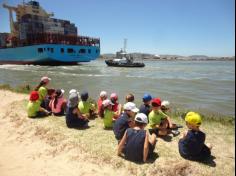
[102,99,119,129]
[147,98,179,136]
[66,90,89,128]
[35,76,54,111]
[97,91,107,118]
[113,102,139,142]
[27,91,51,118]
[78,91,96,119]
[49,89,67,116]
[178,112,212,161]
[110,93,122,119]
[161,100,182,130]
[139,93,152,117]
[117,113,157,163]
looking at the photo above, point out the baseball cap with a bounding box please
[102,99,114,107]
[110,93,118,100]
[161,100,170,108]
[41,76,51,83]
[123,102,139,113]
[100,91,107,98]
[135,113,148,124]
[68,92,79,108]
[29,91,39,101]
[143,93,152,102]
[69,89,79,95]
[151,98,161,107]
[185,111,202,126]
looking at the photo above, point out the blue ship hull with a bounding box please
[0,44,100,65]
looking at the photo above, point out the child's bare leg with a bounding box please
[149,133,157,145]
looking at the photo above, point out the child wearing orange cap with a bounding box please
[178,112,212,161]
[27,91,51,118]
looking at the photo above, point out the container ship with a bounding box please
[0,1,100,65]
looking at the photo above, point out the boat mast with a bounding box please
[123,38,127,53]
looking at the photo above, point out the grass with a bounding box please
[4,96,235,176]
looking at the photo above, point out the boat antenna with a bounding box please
[123,38,127,53]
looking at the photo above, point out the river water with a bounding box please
[0,60,235,117]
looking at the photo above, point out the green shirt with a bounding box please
[78,101,93,114]
[27,100,41,117]
[103,109,114,128]
[147,110,167,129]
[38,86,47,102]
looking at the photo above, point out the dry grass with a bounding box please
[2,98,235,176]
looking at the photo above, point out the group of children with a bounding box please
[26,76,213,163]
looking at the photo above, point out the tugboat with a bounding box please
[0,1,100,65]
[105,39,145,68]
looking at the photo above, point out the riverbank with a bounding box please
[0,89,235,176]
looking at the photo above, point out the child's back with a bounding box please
[124,128,146,162]
[178,112,211,161]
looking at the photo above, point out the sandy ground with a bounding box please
[0,90,126,176]
[0,90,235,176]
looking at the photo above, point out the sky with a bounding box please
[0,0,235,56]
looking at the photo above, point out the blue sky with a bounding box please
[0,0,235,56]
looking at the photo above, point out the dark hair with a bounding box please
[34,80,47,91]
[53,89,62,109]
[152,102,160,107]
[126,93,134,102]
[81,91,89,101]
[134,121,146,127]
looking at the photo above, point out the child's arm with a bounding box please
[143,131,150,162]
[180,130,188,139]
[74,108,88,120]
[160,110,174,128]
[117,131,127,156]
[117,104,122,116]
[39,107,50,115]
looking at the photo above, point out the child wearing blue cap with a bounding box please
[139,93,152,117]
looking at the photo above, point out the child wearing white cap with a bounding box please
[113,102,139,142]
[97,91,108,118]
[117,113,157,163]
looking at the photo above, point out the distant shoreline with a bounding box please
[99,54,235,61]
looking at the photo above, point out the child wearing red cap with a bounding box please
[27,91,51,118]
[147,98,178,136]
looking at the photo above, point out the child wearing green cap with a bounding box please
[178,112,212,161]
